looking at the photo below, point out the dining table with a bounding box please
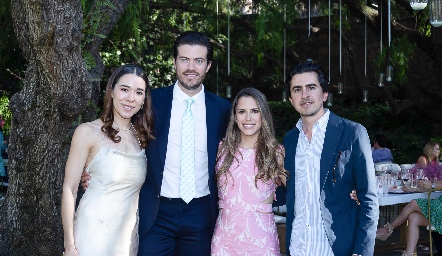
[378,190,442,206]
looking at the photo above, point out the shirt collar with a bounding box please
[296,108,330,133]
[173,81,205,104]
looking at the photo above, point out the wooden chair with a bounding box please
[428,188,439,256]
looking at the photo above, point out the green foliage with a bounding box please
[269,101,299,142]
[0,0,26,96]
[82,0,116,47]
[415,10,432,36]
[331,99,432,164]
[374,35,416,86]
[0,94,11,136]
[332,4,351,32]
[81,0,117,69]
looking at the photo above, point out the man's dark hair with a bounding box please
[286,61,328,93]
[173,31,213,63]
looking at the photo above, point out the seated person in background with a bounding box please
[376,141,442,256]
[371,134,393,163]
[416,141,439,166]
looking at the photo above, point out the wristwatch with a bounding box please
[432,182,436,189]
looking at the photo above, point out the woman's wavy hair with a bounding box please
[216,87,287,189]
[100,64,154,147]
[423,141,440,163]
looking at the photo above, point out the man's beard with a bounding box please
[177,71,206,91]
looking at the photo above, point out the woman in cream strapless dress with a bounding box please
[61,64,154,256]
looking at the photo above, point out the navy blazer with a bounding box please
[138,84,231,238]
[283,112,379,256]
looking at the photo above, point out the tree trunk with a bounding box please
[0,1,90,254]
[0,0,134,253]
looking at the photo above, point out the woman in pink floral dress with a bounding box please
[211,88,287,256]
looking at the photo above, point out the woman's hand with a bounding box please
[350,190,360,205]
[402,184,415,193]
[418,179,432,190]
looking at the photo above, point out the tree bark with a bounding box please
[0,0,89,254]
[0,0,133,253]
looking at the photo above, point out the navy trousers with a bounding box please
[138,195,212,256]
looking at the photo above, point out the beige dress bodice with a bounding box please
[74,145,146,256]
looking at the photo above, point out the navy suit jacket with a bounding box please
[138,84,231,239]
[283,112,379,256]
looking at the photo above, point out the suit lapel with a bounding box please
[205,90,221,172]
[320,112,344,188]
[154,86,173,168]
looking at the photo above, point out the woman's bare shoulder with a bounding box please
[73,119,103,141]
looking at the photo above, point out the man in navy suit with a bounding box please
[137,31,231,255]
[282,62,378,256]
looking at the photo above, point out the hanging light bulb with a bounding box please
[386,66,393,82]
[226,85,232,99]
[378,73,385,87]
[282,90,287,102]
[363,90,369,102]
[337,82,344,94]
[429,0,442,27]
[326,93,333,107]
[410,0,428,10]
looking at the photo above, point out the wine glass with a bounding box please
[402,172,412,186]
[416,169,426,181]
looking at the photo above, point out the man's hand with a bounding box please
[80,171,90,190]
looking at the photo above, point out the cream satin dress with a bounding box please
[73,140,146,256]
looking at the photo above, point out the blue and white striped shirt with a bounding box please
[290,109,334,256]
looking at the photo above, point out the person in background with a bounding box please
[416,141,440,167]
[61,64,153,255]
[211,88,287,255]
[371,133,393,163]
[376,141,441,256]
[282,61,378,256]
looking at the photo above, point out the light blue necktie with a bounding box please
[180,98,196,203]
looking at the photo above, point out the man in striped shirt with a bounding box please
[282,61,379,256]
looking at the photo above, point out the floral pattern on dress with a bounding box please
[211,147,279,256]
[416,195,442,233]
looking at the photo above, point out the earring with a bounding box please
[140,104,143,110]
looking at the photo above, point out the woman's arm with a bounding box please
[61,124,96,255]
[417,156,427,167]
[280,174,287,187]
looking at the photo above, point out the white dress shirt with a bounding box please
[160,83,209,198]
[290,109,334,256]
